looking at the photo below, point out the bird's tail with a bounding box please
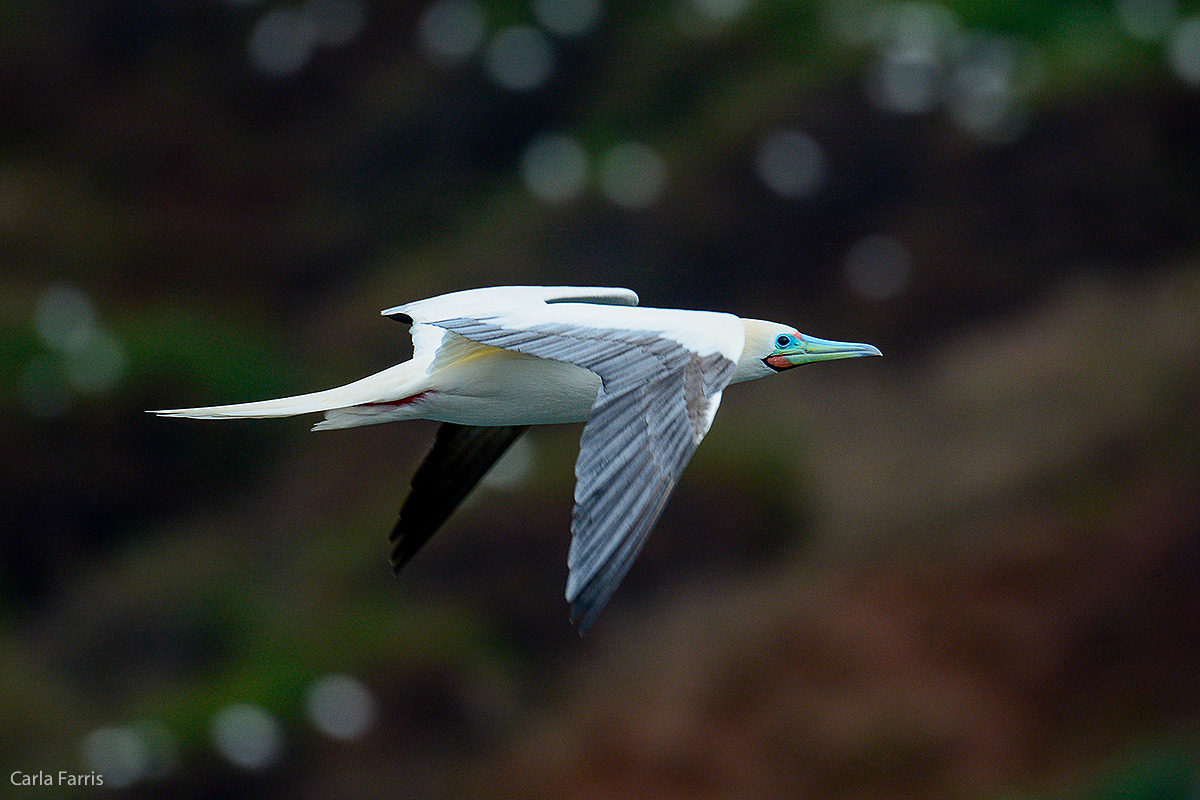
[150,360,428,430]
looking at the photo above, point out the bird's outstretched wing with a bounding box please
[434,303,743,632]
[390,423,527,572]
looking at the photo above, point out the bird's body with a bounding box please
[154,286,880,631]
[331,344,603,428]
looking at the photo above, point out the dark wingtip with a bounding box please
[385,312,414,325]
[387,423,528,580]
[388,540,416,575]
[569,601,598,635]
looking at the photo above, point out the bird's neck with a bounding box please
[730,354,776,384]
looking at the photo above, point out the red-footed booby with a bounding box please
[154,286,880,631]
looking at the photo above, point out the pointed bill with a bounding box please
[765,333,881,371]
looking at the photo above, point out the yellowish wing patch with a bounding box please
[429,330,521,373]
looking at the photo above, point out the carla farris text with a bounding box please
[11,771,103,787]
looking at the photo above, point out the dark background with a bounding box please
[3,1,1200,797]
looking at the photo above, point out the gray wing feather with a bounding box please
[435,315,736,632]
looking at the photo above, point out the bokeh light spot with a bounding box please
[521,133,589,203]
[867,48,943,113]
[598,142,667,209]
[880,1,959,51]
[864,1,960,115]
[1167,16,1200,86]
[82,726,150,789]
[676,0,753,36]
[820,0,886,47]
[305,674,377,741]
[533,0,603,38]
[691,0,752,24]
[755,129,827,198]
[949,34,1041,142]
[247,7,318,77]
[844,234,912,301]
[34,283,97,353]
[211,704,285,770]
[30,282,127,403]
[484,26,555,91]
[67,329,128,395]
[1116,0,1178,41]
[418,0,487,65]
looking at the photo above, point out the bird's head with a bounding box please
[733,319,882,383]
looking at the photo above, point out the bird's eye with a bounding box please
[776,334,791,348]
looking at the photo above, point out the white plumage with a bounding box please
[154,286,880,631]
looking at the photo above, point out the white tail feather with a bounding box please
[150,360,426,421]
[311,405,410,430]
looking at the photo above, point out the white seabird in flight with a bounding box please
[154,286,880,631]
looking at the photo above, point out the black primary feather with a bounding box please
[389,423,528,572]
